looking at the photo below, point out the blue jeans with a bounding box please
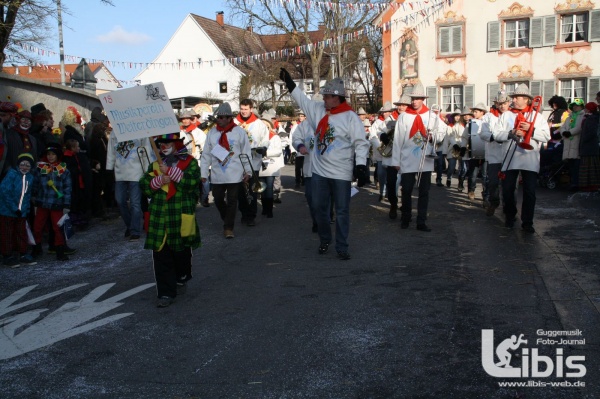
[311,173,351,253]
[376,161,387,196]
[115,180,143,236]
[259,176,275,199]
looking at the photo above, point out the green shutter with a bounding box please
[487,83,500,106]
[530,80,542,97]
[587,77,600,102]
[530,17,543,48]
[452,25,463,54]
[543,15,556,46]
[542,80,556,111]
[589,10,600,42]
[487,21,501,52]
[464,84,474,108]
[439,27,450,55]
[427,86,438,105]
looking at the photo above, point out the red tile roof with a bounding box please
[2,63,104,84]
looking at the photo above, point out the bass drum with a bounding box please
[470,133,485,159]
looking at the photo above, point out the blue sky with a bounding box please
[46,0,228,84]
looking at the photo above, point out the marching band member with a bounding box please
[480,92,511,216]
[457,107,474,192]
[290,110,306,188]
[494,84,550,232]
[292,113,318,232]
[382,95,410,218]
[140,133,200,308]
[258,110,284,218]
[280,68,370,260]
[391,83,442,232]
[234,99,269,226]
[445,109,462,188]
[201,103,252,239]
[428,104,448,187]
[463,103,488,201]
[370,102,395,201]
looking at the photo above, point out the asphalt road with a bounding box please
[1,165,598,399]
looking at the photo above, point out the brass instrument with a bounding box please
[137,147,151,172]
[239,153,266,199]
[377,120,396,158]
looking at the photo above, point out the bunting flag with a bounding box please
[9,0,451,83]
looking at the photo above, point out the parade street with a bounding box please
[0,165,598,399]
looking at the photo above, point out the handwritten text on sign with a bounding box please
[100,82,179,142]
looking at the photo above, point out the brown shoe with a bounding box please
[224,229,234,239]
[468,191,475,200]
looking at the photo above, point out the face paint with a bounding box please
[161,145,174,156]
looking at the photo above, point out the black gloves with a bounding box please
[459,147,467,157]
[254,147,267,156]
[562,131,571,138]
[279,68,297,93]
[452,144,460,151]
[355,164,368,187]
[489,134,495,142]
[380,133,390,145]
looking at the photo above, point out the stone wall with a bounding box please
[0,72,102,122]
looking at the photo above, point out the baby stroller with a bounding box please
[539,159,568,189]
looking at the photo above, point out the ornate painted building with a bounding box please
[377,0,600,112]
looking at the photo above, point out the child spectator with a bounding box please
[32,143,73,261]
[0,153,36,267]
[63,138,87,228]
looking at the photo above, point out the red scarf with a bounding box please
[184,124,196,133]
[391,110,399,120]
[236,113,258,126]
[510,105,534,131]
[378,114,385,121]
[490,108,500,117]
[315,102,354,141]
[404,105,430,138]
[216,120,236,151]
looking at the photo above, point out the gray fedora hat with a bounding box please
[179,110,193,119]
[393,94,412,105]
[408,82,428,98]
[509,84,533,99]
[320,77,346,97]
[470,102,488,112]
[380,101,395,112]
[357,107,367,115]
[460,106,474,116]
[214,102,234,116]
[363,118,371,128]
[495,90,510,103]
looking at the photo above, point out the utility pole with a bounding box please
[57,0,66,85]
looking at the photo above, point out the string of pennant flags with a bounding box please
[11,0,451,85]
[258,0,441,13]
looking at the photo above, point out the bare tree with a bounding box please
[0,0,113,71]
[224,0,378,105]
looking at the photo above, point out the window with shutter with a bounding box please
[542,80,556,110]
[488,83,500,106]
[438,24,463,56]
[529,17,543,47]
[439,27,450,55]
[530,81,542,97]
[441,86,463,112]
[488,21,501,52]
[451,26,462,54]
[560,13,588,43]
[589,10,600,42]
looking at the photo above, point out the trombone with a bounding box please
[239,153,266,203]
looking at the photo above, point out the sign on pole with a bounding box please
[99,82,179,142]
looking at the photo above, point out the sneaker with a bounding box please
[224,229,235,239]
[124,229,131,238]
[157,296,174,308]
[468,192,475,200]
[446,180,451,188]
[19,255,37,266]
[129,235,141,242]
[522,225,536,233]
[176,281,188,295]
[4,257,20,268]
[337,251,351,260]
[273,197,282,204]
[318,242,330,255]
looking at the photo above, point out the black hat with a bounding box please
[31,103,47,117]
[154,133,183,144]
[44,143,63,160]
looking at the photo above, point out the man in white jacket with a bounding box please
[106,132,155,241]
[391,83,443,232]
[201,103,252,238]
[280,68,369,260]
[494,84,549,232]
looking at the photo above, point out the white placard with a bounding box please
[99,82,179,142]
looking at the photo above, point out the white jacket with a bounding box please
[200,125,252,184]
[292,120,313,177]
[391,108,441,173]
[494,109,550,173]
[235,117,270,171]
[291,88,369,181]
[479,112,508,164]
[106,133,156,182]
[261,134,284,177]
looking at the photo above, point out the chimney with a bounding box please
[216,11,224,27]
[247,26,253,34]
[28,64,32,74]
[15,66,19,75]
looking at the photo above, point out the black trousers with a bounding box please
[386,166,399,209]
[502,169,538,227]
[295,156,305,184]
[400,171,431,225]
[213,183,240,230]
[152,244,192,299]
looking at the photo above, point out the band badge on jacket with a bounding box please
[315,126,336,155]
